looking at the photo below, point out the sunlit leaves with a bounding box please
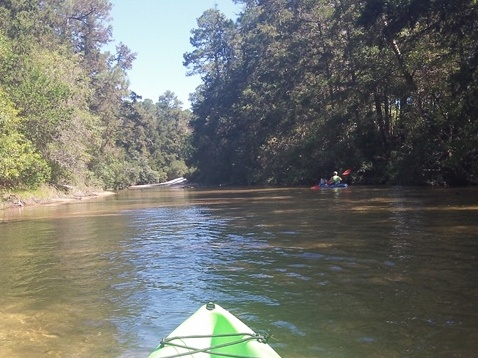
[0,88,50,188]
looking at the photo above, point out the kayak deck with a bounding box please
[148,303,281,358]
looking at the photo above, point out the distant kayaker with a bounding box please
[330,171,342,184]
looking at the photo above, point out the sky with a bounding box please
[107,1,243,108]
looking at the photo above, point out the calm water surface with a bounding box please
[1,186,477,357]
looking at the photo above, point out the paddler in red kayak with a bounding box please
[328,171,342,185]
[312,169,351,189]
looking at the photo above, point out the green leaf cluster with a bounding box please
[0,88,50,188]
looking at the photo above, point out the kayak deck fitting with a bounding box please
[148,302,282,358]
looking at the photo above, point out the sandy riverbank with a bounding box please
[0,187,116,211]
[0,178,191,211]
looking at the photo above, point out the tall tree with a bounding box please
[185,8,241,184]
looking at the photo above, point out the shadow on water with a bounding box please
[1,186,478,357]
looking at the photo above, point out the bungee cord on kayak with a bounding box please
[155,332,272,358]
[148,303,281,357]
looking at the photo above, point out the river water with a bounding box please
[1,186,477,357]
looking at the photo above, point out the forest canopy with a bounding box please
[1,0,477,191]
[0,0,191,191]
[185,0,478,186]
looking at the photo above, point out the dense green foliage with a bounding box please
[0,0,191,190]
[0,87,50,188]
[1,0,476,190]
[186,0,478,186]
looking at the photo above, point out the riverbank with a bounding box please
[0,185,116,211]
[0,178,196,211]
